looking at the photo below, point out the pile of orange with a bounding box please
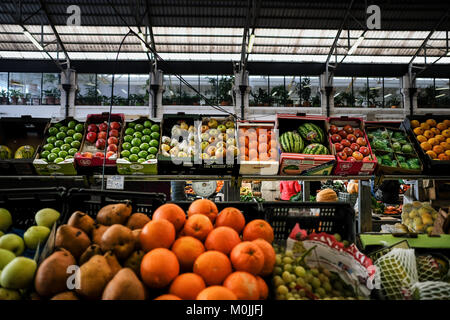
[139,199,276,300]
[238,127,278,161]
[411,119,450,160]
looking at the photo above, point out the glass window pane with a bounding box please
[417,78,435,108]
[434,78,449,108]
[112,74,128,106]
[269,76,285,107]
[334,77,354,107]
[180,75,200,105]
[368,77,383,108]
[163,75,180,105]
[353,77,368,107]
[0,72,8,105]
[76,73,97,105]
[97,74,113,106]
[200,75,217,106]
[249,75,269,106]
[285,76,300,106]
[217,75,234,106]
[309,76,321,108]
[42,73,60,105]
[129,74,149,106]
[9,73,41,105]
[383,77,403,108]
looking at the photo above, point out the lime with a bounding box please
[65,155,74,160]
[48,127,58,136]
[138,150,148,158]
[122,142,132,150]
[141,135,151,143]
[47,153,57,162]
[47,136,57,144]
[129,154,139,162]
[150,139,159,148]
[151,132,160,140]
[54,157,64,164]
[59,126,68,133]
[131,138,141,147]
[68,148,78,156]
[60,144,71,152]
[139,143,149,150]
[66,129,75,137]
[144,120,152,128]
[127,122,136,128]
[121,150,131,158]
[73,133,83,141]
[151,124,160,132]
[133,132,143,139]
[75,124,84,133]
[71,140,81,149]
[147,154,156,160]
[64,137,74,144]
[142,128,152,136]
[68,120,77,129]
[124,135,133,143]
[54,140,64,148]
[125,128,135,135]
[40,150,50,159]
[54,123,62,129]
[51,147,61,155]
[137,158,146,163]
[135,124,144,132]
[148,147,158,155]
[58,151,68,158]
[43,143,54,151]
[56,132,66,140]
[130,147,140,155]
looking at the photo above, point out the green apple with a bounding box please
[0,288,21,300]
[0,234,24,256]
[0,257,37,289]
[0,231,3,237]
[0,248,15,269]
[0,208,12,232]
[23,226,50,250]
[35,208,60,228]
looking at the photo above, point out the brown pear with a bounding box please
[92,224,109,245]
[51,291,79,300]
[68,211,95,235]
[96,203,132,226]
[124,250,145,277]
[104,251,122,276]
[100,224,135,260]
[132,229,141,250]
[34,248,77,297]
[76,255,113,300]
[79,244,103,265]
[55,225,90,260]
[101,268,146,300]
[125,213,150,230]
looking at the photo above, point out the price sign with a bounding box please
[106,175,125,190]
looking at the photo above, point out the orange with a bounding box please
[242,219,274,243]
[420,122,430,130]
[428,138,439,146]
[259,153,270,161]
[444,120,450,127]
[447,138,450,144]
[223,271,260,300]
[410,120,420,128]
[140,219,176,252]
[423,130,434,139]
[154,294,182,300]
[416,135,427,143]
[258,143,268,153]
[436,122,447,131]
[215,207,246,234]
[196,286,237,300]
[431,127,440,135]
[188,199,218,223]
[205,226,241,255]
[152,203,186,232]
[230,241,265,275]
[141,248,179,288]
[169,273,206,300]
[426,119,437,127]
[433,145,444,155]
[171,236,205,271]
[249,149,258,160]
[438,153,449,160]
[183,214,213,241]
[258,133,269,144]
[413,127,424,135]
[426,150,437,159]
[442,129,450,138]
[193,251,232,286]
[440,142,450,150]
[269,139,277,149]
[256,276,269,300]
[252,239,276,276]
[435,135,445,143]
[445,150,450,156]
[248,140,258,150]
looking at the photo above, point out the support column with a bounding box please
[150,69,164,120]
[234,69,250,119]
[358,180,372,233]
[60,69,76,120]
[401,73,417,117]
[319,72,335,117]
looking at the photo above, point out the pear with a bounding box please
[132,229,141,250]
[0,257,37,289]
[79,244,103,265]
[0,234,25,256]
[0,288,21,300]
[96,203,132,226]
[34,248,76,297]
[76,255,113,300]
[35,208,60,228]
[125,213,150,230]
[68,211,95,236]
[101,268,146,300]
[55,225,91,260]
[51,291,79,300]
[0,248,15,269]
[100,224,135,260]
[92,224,109,245]
[104,251,122,276]
[124,250,145,277]
[0,208,12,232]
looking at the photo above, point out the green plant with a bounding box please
[250,88,271,105]
[270,85,288,106]
[43,89,54,97]
[359,84,381,107]
[418,85,435,107]
[320,180,346,194]
[240,192,264,203]
[207,76,234,104]
[9,89,22,98]
[386,95,401,108]
[301,77,312,103]
[311,93,321,108]
[1,89,8,98]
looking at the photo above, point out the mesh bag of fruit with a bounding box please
[401,201,439,234]
[416,255,443,282]
[411,281,450,300]
[375,248,418,300]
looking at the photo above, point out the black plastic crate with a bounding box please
[262,202,356,243]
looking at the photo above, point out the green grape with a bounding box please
[285,250,294,258]
[304,283,313,293]
[323,281,332,293]
[318,273,329,283]
[296,277,306,287]
[276,285,288,295]
[298,289,306,297]
[294,266,306,277]
[275,255,282,265]
[273,266,282,275]
[315,288,326,298]
[283,264,293,273]
[311,268,320,276]
[272,276,284,287]
[283,256,294,264]
[288,282,296,289]
[282,271,291,283]
[311,277,321,289]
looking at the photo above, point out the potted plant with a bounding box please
[312,94,321,108]
[0,90,8,105]
[286,99,294,107]
[387,95,401,108]
[270,85,288,107]
[9,89,22,105]
[43,89,55,105]
[340,91,355,107]
[418,85,435,108]
[301,77,311,107]
[53,88,61,105]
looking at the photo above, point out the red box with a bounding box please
[75,113,125,168]
[328,116,377,175]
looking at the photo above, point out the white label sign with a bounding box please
[106,175,125,190]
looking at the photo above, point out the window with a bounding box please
[249,75,269,106]
[269,76,285,107]
[180,75,200,105]
[112,74,128,106]
[163,75,180,105]
[9,73,42,105]
[0,72,8,105]
[97,74,113,106]
[353,77,368,107]
[285,76,300,106]
[417,78,436,108]
[368,77,383,108]
[129,74,149,106]
[434,78,449,108]
[200,75,217,105]
[76,73,97,105]
[308,76,321,108]
[383,77,402,108]
[42,73,60,105]
[334,77,355,107]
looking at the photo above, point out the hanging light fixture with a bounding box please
[23,29,44,51]
[347,35,364,55]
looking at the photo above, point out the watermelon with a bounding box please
[280,131,304,153]
[303,143,329,155]
[298,123,325,144]
[14,145,35,159]
[0,145,12,160]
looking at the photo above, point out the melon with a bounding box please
[14,145,35,159]
[0,145,12,160]
[316,188,338,202]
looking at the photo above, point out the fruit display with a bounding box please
[409,118,450,161]
[13,145,35,159]
[280,131,304,153]
[401,201,439,234]
[160,121,196,159]
[0,145,12,160]
[280,123,329,155]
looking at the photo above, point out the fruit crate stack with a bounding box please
[33,118,85,175]
[277,114,335,176]
[0,116,50,175]
[116,117,161,175]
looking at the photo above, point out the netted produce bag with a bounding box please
[416,255,442,282]
[401,201,439,234]
[375,248,418,300]
[411,281,450,300]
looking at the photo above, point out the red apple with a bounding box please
[344,125,354,134]
[86,132,97,143]
[334,143,344,152]
[338,130,347,139]
[350,143,360,152]
[347,134,357,143]
[352,151,363,161]
[96,138,106,150]
[108,137,118,145]
[98,123,108,132]
[98,131,107,140]
[107,144,117,152]
[363,156,372,162]
[341,139,351,148]
[87,124,98,133]
[82,152,93,158]
[354,129,364,138]
[356,137,367,146]
[347,156,356,162]
[337,151,347,160]
[343,147,353,156]
[95,152,105,158]
[110,122,121,130]
[106,151,115,159]
[109,129,119,137]
[331,134,342,143]
[329,125,339,134]
[359,146,370,156]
